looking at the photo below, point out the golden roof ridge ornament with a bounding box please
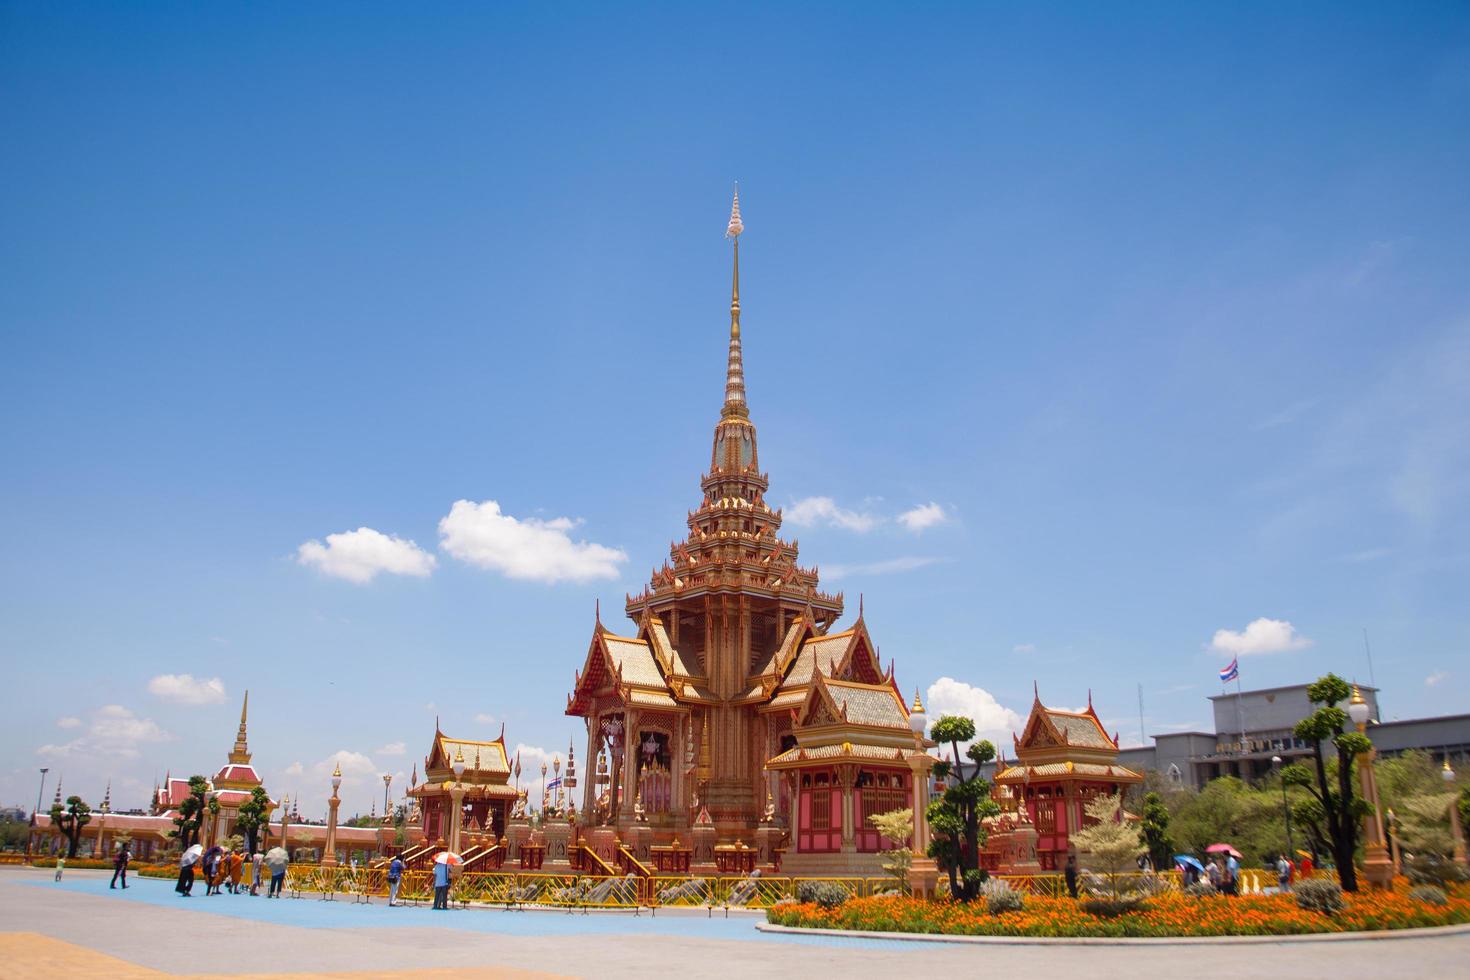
[721,184,748,419]
[229,690,251,765]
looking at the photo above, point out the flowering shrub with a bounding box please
[1409,885,1448,906]
[982,878,1025,915]
[1294,878,1345,915]
[795,880,849,909]
[765,886,1470,938]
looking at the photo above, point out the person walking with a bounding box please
[387,853,405,907]
[110,843,131,889]
[250,851,264,896]
[431,857,450,910]
[228,850,244,894]
[1063,854,1079,899]
[1206,857,1221,890]
[176,861,195,897]
[53,854,65,881]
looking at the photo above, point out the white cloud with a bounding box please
[897,502,947,532]
[38,705,172,760]
[823,556,939,579]
[316,750,378,780]
[297,527,436,584]
[376,741,406,756]
[475,713,498,725]
[784,497,879,533]
[508,743,554,780]
[1209,618,1313,657]
[56,716,82,729]
[1425,671,1449,688]
[438,500,626,584]
[925,678,1025,749]
[284,761,304,777]
[147,673,226,705]
[1012,643,1036,655]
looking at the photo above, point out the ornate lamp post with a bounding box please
[449,748,467,854]
[322,764,342,868]
[1272,755,1294,859]
[278,793,290,857]
[905,688,940,899]
[595,749,610,825]
[382,773,393,823]
[1445,758,1467,868]
[1348,685,1394,889]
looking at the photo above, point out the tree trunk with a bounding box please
[1335,754,1359,892]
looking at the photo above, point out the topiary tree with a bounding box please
[1139,792,1174,870]
[49,795,92,858]
[170,775,218,850]
[1280,673,1371,891]
[925,714,1000,902]
[234,786,271,854]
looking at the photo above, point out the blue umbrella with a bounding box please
[1174,854,1205,873]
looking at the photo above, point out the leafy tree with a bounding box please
[1070,794,1146,899]
[925,715,1001,902]
[0,816,31,851]
[1397,793,1457,856]
[49,795,92,858]
[868,807,913,888]
[170,775,218,850]
[1139,792,1174,869]
[234,786,271,853]
[1281,673,1372,891]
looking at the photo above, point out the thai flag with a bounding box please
[545,776,563,792]
[1219,658,1239,683]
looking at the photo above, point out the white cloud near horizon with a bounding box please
[438,500,626,584]
[376,741,406,756]
[1425,671,1449,688]
[148,673,226,705]
[297,527,437,584]
[897,502,947,532]
[823,556,939,579]
[56,716,82,729]
[475,713,498,725]
[784,497,880,533]
[1210,618,1313,657]
[284,762,304,777]
[925,677,1025,750]
[508,743,555,784]
[38,705,172,761]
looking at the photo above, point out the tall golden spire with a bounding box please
[722,185,748,419]
[228,690,251,765]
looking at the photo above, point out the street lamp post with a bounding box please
[382,774,393,823]
[1348,685,1394,889]
[1445,758,1467,868]
[322,763,342,868]
[1272,755,1294,859]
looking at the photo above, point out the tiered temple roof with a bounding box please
[993,688,1142,786]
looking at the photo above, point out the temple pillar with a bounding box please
[671,715,687,828]
[620,709,641,820]
[629,821,653,862]
[506,818,530,860]
[543,819,571,866]
[583,718,598,818]
[839,765,856,853]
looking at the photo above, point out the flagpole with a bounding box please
[1235,670,1247,767]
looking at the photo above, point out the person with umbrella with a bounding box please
[264,847,289,898]
[1175,854,1205,888]
[202,845,224,895]
[1206,844,1243,896]
[177,844,203,897]
[431,851,460,910]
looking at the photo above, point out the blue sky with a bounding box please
[3,3,1468,819]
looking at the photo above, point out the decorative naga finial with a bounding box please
[726,184,743,239]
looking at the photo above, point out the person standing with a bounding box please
[387,853,405,907]
[228,850,243,894]
[110,843,131,889]
[1063,854,1079,899]
[1206,857,1221,890]
[176,860,195,897]
[269,855,287,898]
[250,851,264,896]
[1299,853,1314,879]
[431,858,450,910]
[1224,852,1240,896]
[54,854,65,881]
[1276,853,1292,893]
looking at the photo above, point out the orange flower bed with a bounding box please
[766,888,1470,938]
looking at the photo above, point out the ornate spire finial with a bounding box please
[101,780,111,813]
[912,687,924,712]
[721,185,748,419]
[332,761,342,778]
[229,690,252,764]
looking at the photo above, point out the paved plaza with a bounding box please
[3,869,1469,979]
